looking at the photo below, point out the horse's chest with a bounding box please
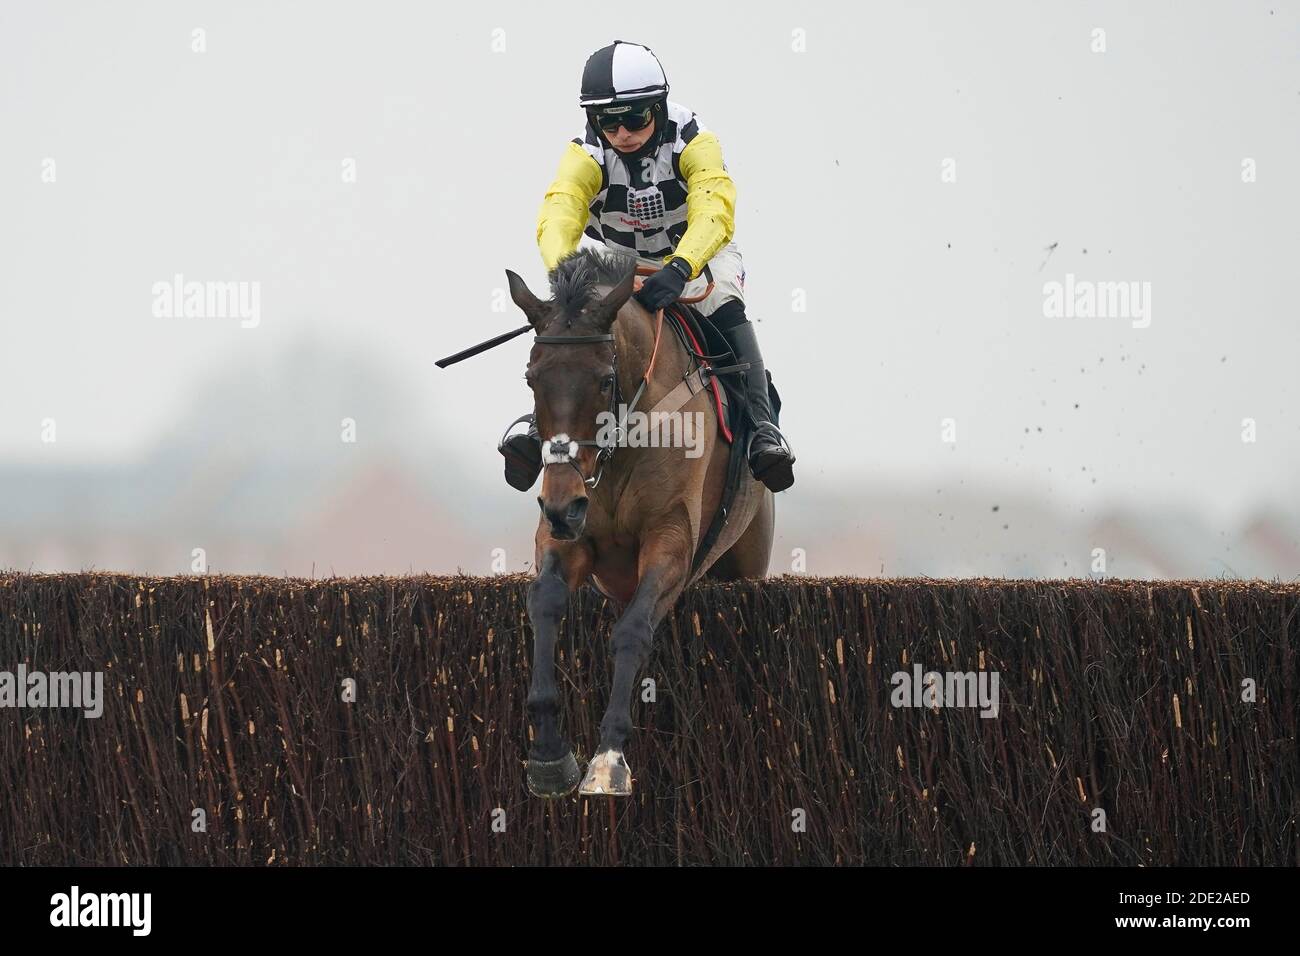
[590,536,641,605]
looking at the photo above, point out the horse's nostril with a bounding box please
[537,496,546,513]
[567,498,589,522]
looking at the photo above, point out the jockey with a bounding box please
[500,39,795,493]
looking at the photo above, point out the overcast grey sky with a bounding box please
[2,1,1297,534]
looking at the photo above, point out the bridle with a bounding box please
[527,265,714,491]
[529,329,622,491]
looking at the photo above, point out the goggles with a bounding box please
[591,103,655,133]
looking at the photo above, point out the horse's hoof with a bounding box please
[527,752,581,798]
[578,749,632,796]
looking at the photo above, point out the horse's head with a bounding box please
[506,252,638,540]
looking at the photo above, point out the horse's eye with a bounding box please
[600,374,615,393]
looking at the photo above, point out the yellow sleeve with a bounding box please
[669,131,737,279]
[536,142,603,272]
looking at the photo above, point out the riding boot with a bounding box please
[498,413,542,491]
[717,317,796,492]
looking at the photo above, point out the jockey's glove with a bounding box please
[633,257,691,311]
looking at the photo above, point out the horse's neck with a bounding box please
[596,306,693,500]
[613,305,686,404]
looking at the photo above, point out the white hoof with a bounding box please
[578,749,632,796]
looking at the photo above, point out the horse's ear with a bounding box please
[505,269,549,328]
[591,270,638,328]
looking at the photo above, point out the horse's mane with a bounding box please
[549,248,636,323]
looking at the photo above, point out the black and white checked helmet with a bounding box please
[578,40,669,108]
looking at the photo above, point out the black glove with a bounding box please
[633,257,691,311]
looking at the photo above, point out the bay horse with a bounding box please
[505,249,774,797]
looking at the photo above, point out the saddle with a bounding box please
[662,304,783,435]
[659,304,734,443]
[660,303,783,578]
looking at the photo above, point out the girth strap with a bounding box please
[644,361,748,420]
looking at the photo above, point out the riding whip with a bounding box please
[435,323,532,368]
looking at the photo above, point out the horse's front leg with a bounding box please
[526,542,592,797]
[579,525,691,797]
